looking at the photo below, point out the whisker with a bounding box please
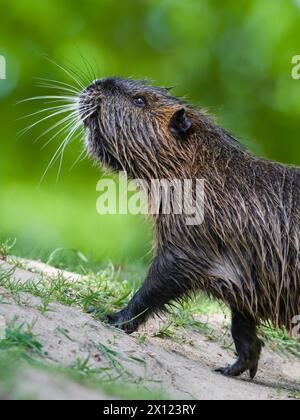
[17,104,77,121]
[40,115,79,148]
[18,106,79,137]
[38,107,96,185]
[42,99,79,105]
[56,124,83,182]
[40,107,94,149]
[39,122,82,186]
[44,57,86,90]
[73,48,94,82]
[40,95,92,106]
[35,83,80,95]
[76,48,98,82]
[69,143,88,172]
[33,104,95,144]
[39,138,70,187]
[35,110,84,144]
[18,58,99,187]
[35,77,80,92]
[63,59,92,89]
[17,95,78,105]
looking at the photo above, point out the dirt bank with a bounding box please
[0,259,299,400]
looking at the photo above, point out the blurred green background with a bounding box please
[1,0,300,266]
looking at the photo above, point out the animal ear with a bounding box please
[169,108,193,136]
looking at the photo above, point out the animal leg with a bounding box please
[107,255,187,334]
[216,311,263,379]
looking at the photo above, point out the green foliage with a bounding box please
[0,258,142,316]
[1,0,300,263]
[0,322,166,399]
[0,238,16,258]
[261,324,300,358]
[0,323,43,358]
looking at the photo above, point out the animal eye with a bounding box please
[133,96,146,107]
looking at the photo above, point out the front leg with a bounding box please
[107,253,188,334]
[107,287,151,334]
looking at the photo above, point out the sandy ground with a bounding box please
[0,258,299,400]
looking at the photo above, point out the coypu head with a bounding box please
[79,77,200,179]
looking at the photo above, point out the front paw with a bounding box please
[107,310,139,334]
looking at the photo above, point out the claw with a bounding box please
[215,359,259,379]
[249,363,258,380]
[107,311,139,334]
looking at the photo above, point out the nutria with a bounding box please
[79,77,300,379]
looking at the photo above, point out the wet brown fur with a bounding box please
[80,77,300,377]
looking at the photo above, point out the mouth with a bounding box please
[79,99,98,128]
[79,83,100,127]
[80,108,97,128]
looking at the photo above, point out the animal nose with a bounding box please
[85,79,102,91]
[82,77,118,96]
[91,79,103,87]
[79,78,114,123]
[81,80,102,97]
